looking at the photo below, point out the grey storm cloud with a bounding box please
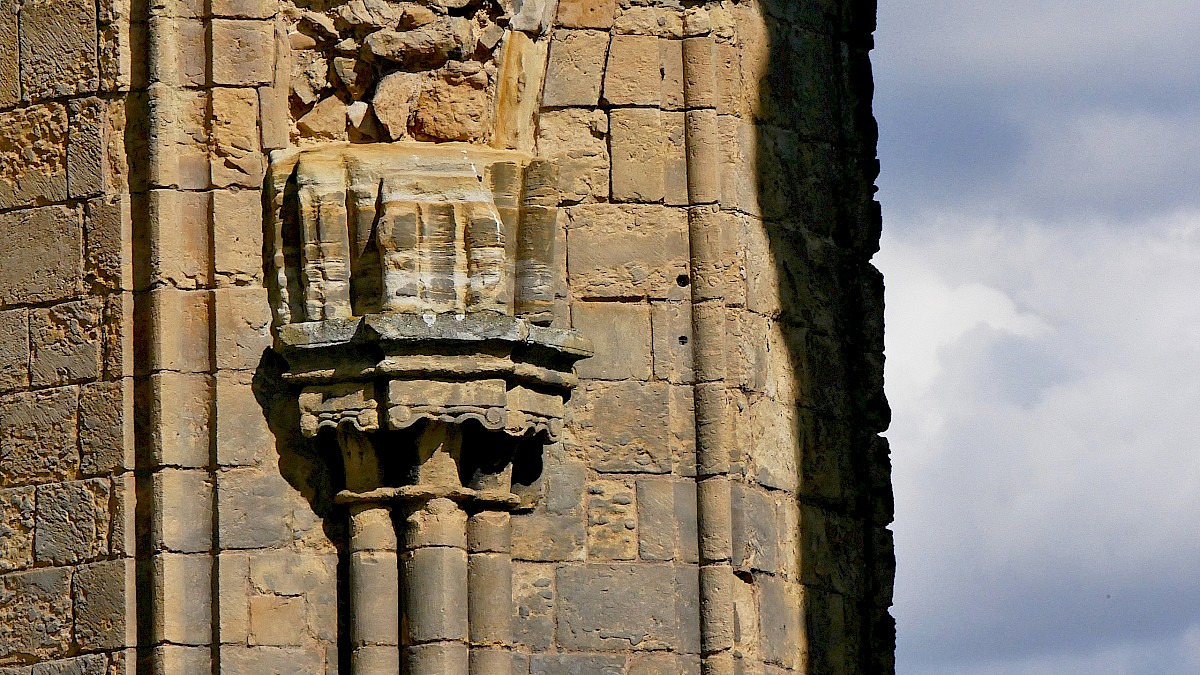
[874,1,1200,222]
[873,3,1200,672]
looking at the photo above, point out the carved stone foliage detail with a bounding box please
[266,142,560,327]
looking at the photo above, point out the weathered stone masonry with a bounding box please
[0,0,892,674]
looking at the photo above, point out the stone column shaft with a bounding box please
[467,510,514,675]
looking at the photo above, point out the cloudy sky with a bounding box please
[872,2,1200,673]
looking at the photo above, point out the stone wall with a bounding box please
[0,0,892,673]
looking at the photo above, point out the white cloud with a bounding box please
[878,211,1200,672]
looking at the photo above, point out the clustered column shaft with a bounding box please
[339,428,402,674]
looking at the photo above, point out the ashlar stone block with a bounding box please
[0,205,80,305]
[512,563,556,651]
[153,469,214,553]
[211,20,274,86]
[609,108,665,203]
[214,286,271,370]
[565,204,689,300]
[0,486,35,571]
[73,558,135,651]
[0,388,79,488]
[531,655,625,674]
[216,370,274,466]
[34,478,111,565]
[536,108,609,203]
[30,299,102,387]
[556,0,616,28]
[152,553,212,645]
[19,0,98,101]
[29,655,107,675]
[542,30,608,107]
[586,479,637,560]
[557,564,678,651]
[213,189,265,284]
[570,302,652,380]
[79,380,134,475]
[212,87,264,188]
[68,98,107,199]
[603,35,662,106]
[0,309,29,392]
[85,196,133,292]
[570,380,670,474]
[0,6,15,106]
[0,567,72,662]
[218,646,325,675]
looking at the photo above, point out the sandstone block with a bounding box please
[609,108,664,203]
[0,567,72,662]
[536,108,609,203]
[249,595,306,646]
[796,408,854,502]
[212,87,264,188]
[296,95,348,140]
[217,371,273,466]
[30,299,102,387]
[141,288,212,374]
[0,388,79,488]
[68,98,106,198]
[79,380,133,475]
[531,655,625,674]
[148,87,210,190]
[661,40,685,111]
[372,71,426,140]
[0,104,69,209]
[152,553,212,644]
[0,205,80,304]
[586,479,637,560]
[603,35,662,106]
[147,189,212,290]
[212,20,274,85]
[213,189,265,284]
[565,205,689,300]
[731,484,782,575]
[512,563,555,650]
[0,7,15,106]
[747,396,800,493]
[544,457,585,515]
[215,286,272,370]
[629,654,697,675]
[556,0,616,29]
[0,309,29,392]
[141,372,212,467]
[19,0,98,100]
[73,558,134,651]
[542,30,608,107]
[85,196,132,292]
[34,478,111,565]
[153,469,214,553]
[211,0,272,18]
[218,552,251,642]
[759,576,803,670]
[217,468,299,549]
[557,564,677,650]
[635,477,676,561]
[663,112,688,205]
[800,505,865,598]
[669,385,696,477]
[613,5,682,37]
[0,486,34,571]
[510,512,584,562]
[29,655,107,675]
[218,646,324,675]
[152,646,211,673]
[571,380,669,473]
[651,301,693,383]
[570,302,652,380]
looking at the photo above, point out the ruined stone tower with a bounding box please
[0,0,892,673]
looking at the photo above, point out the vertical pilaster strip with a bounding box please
[682,6,736,674]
